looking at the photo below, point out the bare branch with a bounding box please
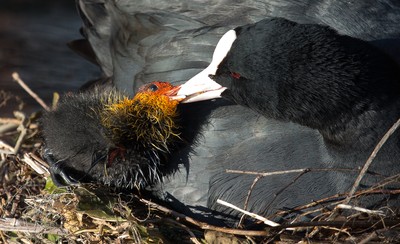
[12,72,50,111]
[0,218,68,235]
[140,198,269,236]
[336,204,385,216]
[345,117,400,204]
[216,199,281,228]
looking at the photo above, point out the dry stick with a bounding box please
[231,168,310,221]
[227,167,349,221]
[227,168,306,176]
[228,168,337,221]
[0,218,68,235]
[0,230,7,244]
[269,171,308,204]
[0,118,21,124]
[344,117,400,204]
[216,199,281,228]
[162,218,202,244]
[226,167,358,177]
[0,141,14,152]
[0,154,6,168]
[239,175,262,227]
[320,145,400,237]
[358,231,378,244]
[273,177,400,220]
[0,123,19,134]
[12,112,27,155]
[12,72,50,111]
[23,153,50,176]
[276,219,400,230]
[0,113,28,155]
[140,199,269,236]
[336,204,384,216]
[29,152,49,168]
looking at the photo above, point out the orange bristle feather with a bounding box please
[100,81,181,151]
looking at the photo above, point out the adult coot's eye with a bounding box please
[230,72,241,79]
[148,84,159,92]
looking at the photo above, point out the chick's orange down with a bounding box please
[101,82,181,152]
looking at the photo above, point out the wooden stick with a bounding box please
[216,199,281,228]
[0,218,68,235]
[140,199,269,236]
[345,117,400,204]
[12,72,50,111]
[226,167,357,177]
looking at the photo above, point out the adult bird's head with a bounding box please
[173,18,400,133]
[170,30,236,103]
[42,81,183,190]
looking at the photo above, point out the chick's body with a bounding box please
[42,82,181,189]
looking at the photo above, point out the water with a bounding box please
[0,0,100,116]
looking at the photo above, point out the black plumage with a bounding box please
[43,0,400,226]
[178,17,400,218]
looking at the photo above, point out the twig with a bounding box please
[12,72,50,111]
[0,118,21,124]
[0,230,7,244]
[0,218,68,235]
[216,199,281,228]
[0,123,19,134]
[239,175,262,226]
[226,167,358,177]
[268,170,310,210]
[0,113,28,155]
[345,117,400,204]
[23,153,50,176]
[272,178,400,220]
[227,168,307,176]
[358,231,378,244]
[336,204,385,216]
[162,218,202,244]
[12,112,27,155]
[140,199,268,236]
[28,152,49,168]
[276,219,400,230]
[0,140,14,152]
[0,154,5,169]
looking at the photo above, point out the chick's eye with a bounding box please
[230,72,241,79]
[148,84,159,92]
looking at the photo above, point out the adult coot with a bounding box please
[176,17,400,215]
[43,0,400,226]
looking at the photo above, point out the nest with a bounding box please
[1,73,400,243]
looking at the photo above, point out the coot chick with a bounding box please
[42,82,182,189]
[177,17,400,208]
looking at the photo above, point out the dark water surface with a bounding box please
[0,0,100,116]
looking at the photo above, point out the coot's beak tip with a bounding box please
[169,94,186,102]
[164,84,181,96]
[172,71,226,103]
